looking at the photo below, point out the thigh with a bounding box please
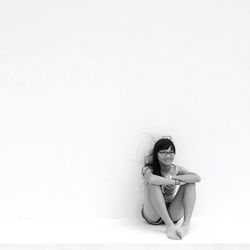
[168,185,185,222]
[142,184,162,221]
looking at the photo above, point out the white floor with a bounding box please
[0,217,249,245]
[0,245,250,250]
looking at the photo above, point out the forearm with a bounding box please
[147,174,175,186]
[172,173,201,183]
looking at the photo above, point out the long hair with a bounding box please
[144,137,176,176]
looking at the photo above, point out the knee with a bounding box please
[185,183,196,186]
[183,183,196,191]
[148,184,162,194]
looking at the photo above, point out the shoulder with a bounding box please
[172,164,189,175]
[141,164,153,176]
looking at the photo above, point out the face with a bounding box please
[157,147,175,166]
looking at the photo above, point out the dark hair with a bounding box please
[144,137,176,177]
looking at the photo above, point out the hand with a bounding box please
[171,176,186,186]
[178,181,186,185]
[165,175,175,186]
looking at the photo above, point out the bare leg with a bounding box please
[148,184,181,240]
[179,183,196,237]
[168,183,196,238]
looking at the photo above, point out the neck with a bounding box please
[160,163,172,171]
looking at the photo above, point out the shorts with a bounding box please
[141,203,180,225]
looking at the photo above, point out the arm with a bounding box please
[142,167,176,186]
[172,166,201,183]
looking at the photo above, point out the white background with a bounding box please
[0,0,250,219]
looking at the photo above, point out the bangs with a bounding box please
[154,138,176,154]
[161,144,174,151]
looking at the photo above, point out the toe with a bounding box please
[176,229,183,239]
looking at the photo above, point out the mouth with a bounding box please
[164,158,172,161]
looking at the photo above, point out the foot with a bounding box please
[166,225,182,240]
[178,222,190,238]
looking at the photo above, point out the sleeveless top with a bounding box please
[141,164,184,203]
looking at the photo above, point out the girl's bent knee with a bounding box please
[148,184,162,194]
[184,183,196,189]
[149,184,161,190]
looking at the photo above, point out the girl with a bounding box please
[141,137,201,240]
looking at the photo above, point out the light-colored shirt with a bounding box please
[141,164,187,203]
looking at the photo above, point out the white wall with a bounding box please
[1,0,250,219]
